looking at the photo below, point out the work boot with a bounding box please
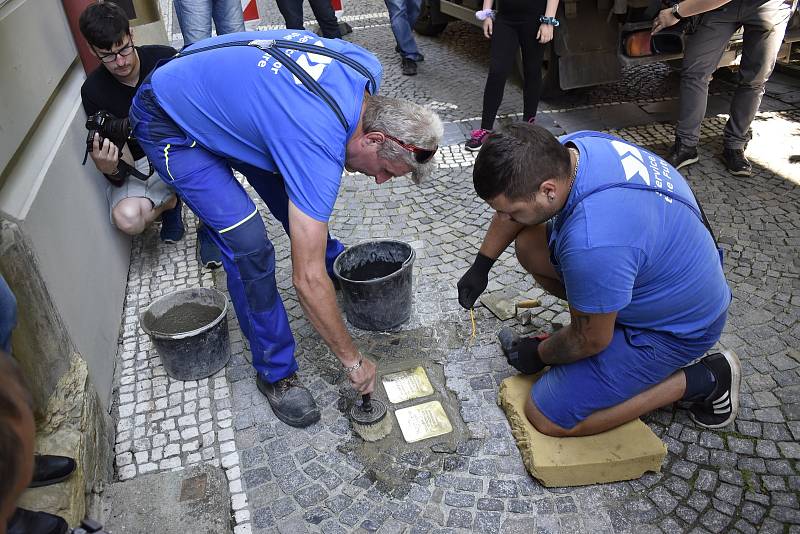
[666,139,699,170]
[721,148,752,176]
[257,373,321,428]
[688,351,741,429]
[401,58,418,76]
[29,454,76,488]
[7,508,68,534]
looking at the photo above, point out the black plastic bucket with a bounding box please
[139,287,231,381]
[333,240,415,331]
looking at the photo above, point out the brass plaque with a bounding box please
[382,366,434,404]
[395,401,453,443]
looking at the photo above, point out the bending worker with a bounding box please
[457,123,738,437]
[130,29,442,428]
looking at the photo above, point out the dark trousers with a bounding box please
[276,0,342,38]
[481,14,546,130]
[677,0,792,148]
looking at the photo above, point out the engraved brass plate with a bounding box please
[395,401,453,443]
[382,366,435,404]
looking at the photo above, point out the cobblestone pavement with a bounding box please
[114,3,800,533]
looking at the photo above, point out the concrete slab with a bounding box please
[498,374,667,487]
[552,103,654,133]
[101,463,231,534]
[441,121,466,146]
[640,100,680,122]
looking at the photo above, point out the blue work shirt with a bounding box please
[550,131,731,337]
[150,30,383,222]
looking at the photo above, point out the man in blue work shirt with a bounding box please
[457,123,738,436]
[130,30,442,428]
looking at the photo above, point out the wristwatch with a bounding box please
[671,3,683,19]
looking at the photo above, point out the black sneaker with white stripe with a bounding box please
[688,351,741,429]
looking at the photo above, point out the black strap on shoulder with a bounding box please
[171,38,378,131]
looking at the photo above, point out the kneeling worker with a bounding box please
[458,123,738,437]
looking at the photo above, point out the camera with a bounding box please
[85,110,132,154]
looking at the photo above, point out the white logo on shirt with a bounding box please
[611,140,650,185]
[256,33,333,84]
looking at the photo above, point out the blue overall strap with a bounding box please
[557,130,718,245]
[171,38,378,132]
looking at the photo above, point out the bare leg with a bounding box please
[112,194,177,235]
[514,224,567,300]
[524,370,687,437]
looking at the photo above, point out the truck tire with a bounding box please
[415,1,449,36]
[516,45,563,99]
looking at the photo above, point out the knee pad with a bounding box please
[221,216,278,313]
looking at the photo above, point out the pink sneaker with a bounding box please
[465,128,491,151]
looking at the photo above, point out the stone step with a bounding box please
[101,463,231,533]
[498,374,667,487]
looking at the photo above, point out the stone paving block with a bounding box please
[498,374,666,487]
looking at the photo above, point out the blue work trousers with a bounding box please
[130,85,344,383]
[0,274,17,354]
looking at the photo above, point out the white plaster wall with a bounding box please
[0,0,131,409]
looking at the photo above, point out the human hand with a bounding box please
[483,17,493,38]
[651,8,679,34]
[498,328,549,374]
[347,356,376,395]
[90,133,120,175]
[457,252,495,309]
[537,23,554,44]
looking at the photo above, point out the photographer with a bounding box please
[79,1,222,267]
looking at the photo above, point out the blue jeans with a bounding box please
[384,0,423,61]
[131,85,345,383]
[0,274,17,353]
[173,0,246,47]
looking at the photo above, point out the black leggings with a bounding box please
[481,14,546,130]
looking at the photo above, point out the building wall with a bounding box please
[0,0,132,411]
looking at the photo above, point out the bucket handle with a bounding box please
[402,247,416,268]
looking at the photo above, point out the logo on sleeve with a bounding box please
[611,140,650,185]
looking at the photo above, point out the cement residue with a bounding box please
[318,325,473,497]
[145,303,222,335]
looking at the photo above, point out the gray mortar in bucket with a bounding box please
[140,287,231,381]
[333,240,415,331]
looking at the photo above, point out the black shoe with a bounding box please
[197,224,223,269]
[688,351,741,429]
[29,454,76,488]
[395,45,424,61]
[256,373,320,428]
[160,198,185,243]
[401,58,418,76]
[666,139,699,170]
[722,148,752,176]
[7,508,68,534]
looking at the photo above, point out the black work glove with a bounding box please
[498,328,550,374]
[457,252,495,309]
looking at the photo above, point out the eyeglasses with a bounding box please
[96,40,135,63]
[382,133,437,164]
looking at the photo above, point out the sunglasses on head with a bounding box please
[382,133,437,164]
